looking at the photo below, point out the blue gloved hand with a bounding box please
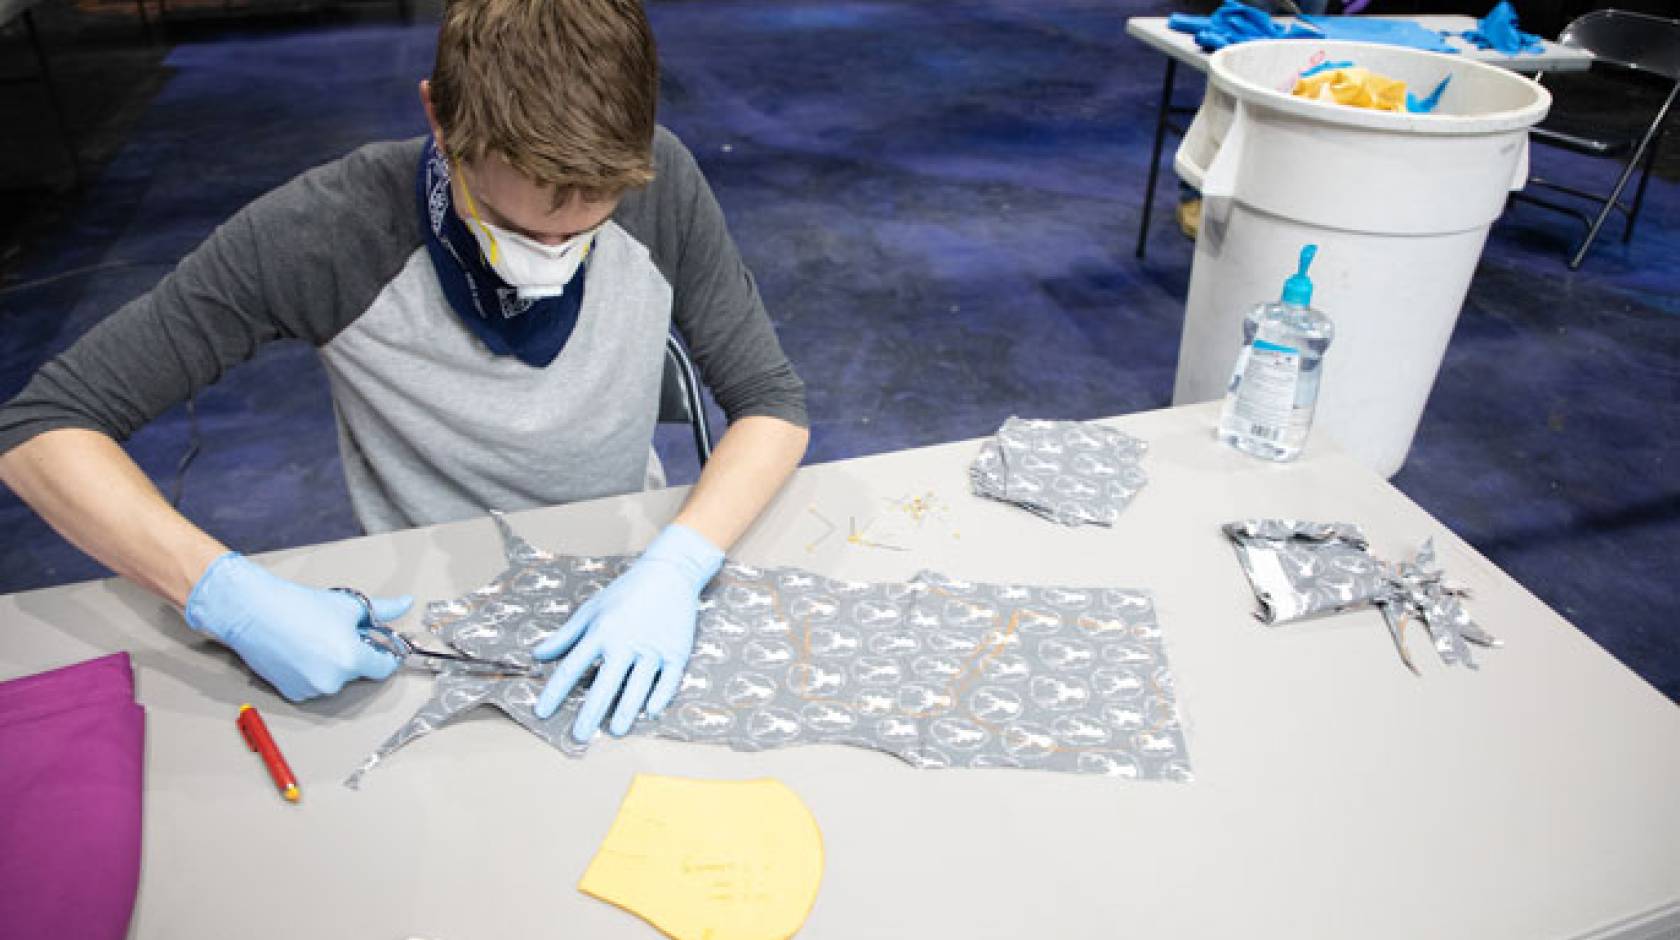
[531,523,724,743]
[185,552,408,701]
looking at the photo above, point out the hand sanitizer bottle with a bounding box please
[1217,245,1334,461]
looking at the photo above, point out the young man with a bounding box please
[0,0,808,744]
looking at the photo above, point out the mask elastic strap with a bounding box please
[451,158,502,266]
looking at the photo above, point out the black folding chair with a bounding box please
[2,3,83,189]
[1512,10,1680,270]
[659,333,714,468]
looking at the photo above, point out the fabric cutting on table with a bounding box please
[1223,519,1501,674]
[968,417,1148,527]
[346,515,1192,786]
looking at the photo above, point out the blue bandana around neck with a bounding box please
[417,138,589,368]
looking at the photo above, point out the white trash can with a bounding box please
[1171,40,1550,477]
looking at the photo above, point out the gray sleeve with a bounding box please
[617,128,809,428]
[0,140,424,456]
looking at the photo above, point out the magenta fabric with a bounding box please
[0,653,145,940]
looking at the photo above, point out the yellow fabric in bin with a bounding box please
[1292,67,1409,113]
[579,774,825,940]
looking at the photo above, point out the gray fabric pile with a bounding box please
[1222,519,1501,674]
[969,418,1149,527]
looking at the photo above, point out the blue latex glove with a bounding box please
[1457,1,1543,55]
[185,552,407,701]
[1304,16,1460,53]
[1406,74,1452,113]
[532,523,724,743]
[1170,3,1321,52]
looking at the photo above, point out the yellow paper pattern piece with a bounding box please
[579,775,824,940]
[1293,67,1408,113]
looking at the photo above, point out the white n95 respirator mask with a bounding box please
[469,219,597,301]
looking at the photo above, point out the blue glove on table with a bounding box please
[1170,3,1321,52]
[185,552,407,701]
[1304,16,1461,53]
[532,523,724,743]
[1456,1,1543,55]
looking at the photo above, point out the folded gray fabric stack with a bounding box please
[969,417,1149,526]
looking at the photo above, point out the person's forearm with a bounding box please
[0,428,227,607]
[672,415,809,551]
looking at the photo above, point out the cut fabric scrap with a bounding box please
[1452,1,1544,55]
[969,417,1148,527]
[1384,539,1502,669]
[0,653,145,940]
[1294,65,1410,111]
[1293,65,1452,113]
[1223,519,1387,623]
[347,515,1193,786]
[579,774,823,940]
[1223,520,1501,673]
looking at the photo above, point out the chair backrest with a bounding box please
[658,333,714,465]
[1559,10,1680,83]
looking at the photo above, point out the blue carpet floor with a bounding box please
[1,0,1675,700]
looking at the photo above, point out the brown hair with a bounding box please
[431,0,658,200]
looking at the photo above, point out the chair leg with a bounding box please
[134,0,155,43]
[1622,132,1661,245]
[23,11,82,189]
[1135,58,1177,261]
[1569,85,1678,270]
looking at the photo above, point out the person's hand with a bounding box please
[532,523,724,743]
[184,552,408,701]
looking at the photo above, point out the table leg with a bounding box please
[1135,57,1177,260]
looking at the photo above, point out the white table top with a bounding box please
[1126,14,1594,73]
[4,403,1678,939]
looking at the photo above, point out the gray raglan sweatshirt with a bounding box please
[0,128,807,534]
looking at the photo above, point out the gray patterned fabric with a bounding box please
[1222,520,1500,674]
[1382,539,1501,670]
[1222,520,1387,624]
[969,418,1149,526]
[346,516,1192,787]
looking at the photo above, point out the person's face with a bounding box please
[420,79,620,246]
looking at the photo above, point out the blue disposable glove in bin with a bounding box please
[533,523,725,743]
[185,552,407,701]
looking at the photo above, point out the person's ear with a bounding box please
[419,79,446,150]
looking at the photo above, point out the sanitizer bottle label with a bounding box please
[1233,339,1300,442]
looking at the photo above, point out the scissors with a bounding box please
[332,587,544,678]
